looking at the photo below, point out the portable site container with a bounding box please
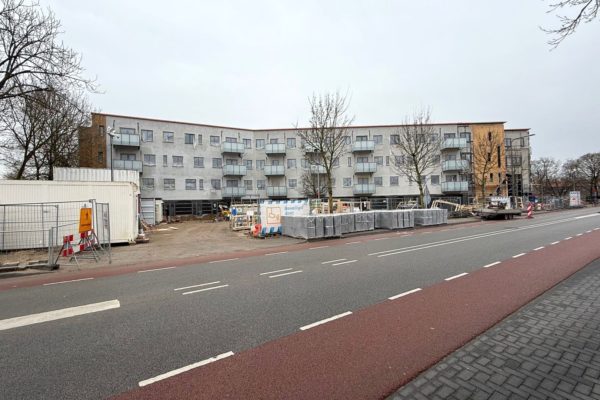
[0,180,138,246]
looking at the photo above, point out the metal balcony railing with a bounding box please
[222,165,247,176]
[353,184,375,195]
[263,165,285,176]
[354,162,377,174]
[112,159,142,172]
[441,138,468,150]
[112,133,140,147]
[222,187,246,197]
[221,142,245,154]
[442,159,470,171]
[265,143,286,154]
[309,165,326,174]
[267,186,287,197]
[351,140,375,152]
[441,181,469,192]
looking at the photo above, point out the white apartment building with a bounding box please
[79,113,532,216]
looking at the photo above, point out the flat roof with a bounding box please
[94,112,507,132]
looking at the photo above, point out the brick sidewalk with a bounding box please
[389,258,600,400]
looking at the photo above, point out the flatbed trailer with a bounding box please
[475,207,522,220]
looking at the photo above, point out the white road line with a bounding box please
[483,261,501,268]
[321,259,346,264]
[0,300,120,331]
[174,281,221,291]
[373,237,389,241]
[300,311,352,331]
[268,270,303,278]
[260,268,293,275]
[534,246,545,251]
[43,277,94,286]
[512,253,526,258]
[138,351,234,387]
[265,251,289,256]
[594,228,599,231]
[137,266,176,273]
[389,288,422,300]
[445,272,468,281]
[182,284,229,295]
[576,233,583,236]
[564,236,572,240]
[551,241,560,245]
[574,214,600,219]
[345,241,361,244]
[309,245,329,250]
[208,258,239,264]
[331,260,358,266]
[586,230,592,233]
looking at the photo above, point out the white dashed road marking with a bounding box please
[445,272,468,281]
[300,311,352,331]
[389,288,422,300]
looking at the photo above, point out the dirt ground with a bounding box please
[0,220,304,273]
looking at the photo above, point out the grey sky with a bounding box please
[42,0,599,160]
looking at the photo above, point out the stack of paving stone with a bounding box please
[353,211,375,232]
[413,208,448,226]
[374,210,415,230]
[282,214,344,239]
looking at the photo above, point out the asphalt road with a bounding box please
[1,208,599,399]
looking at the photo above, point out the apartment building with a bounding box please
[78,113,532,215]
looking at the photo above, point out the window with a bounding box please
[141,129,153,142]
[332,157,339,167]
[119,153,134,161]
[287,159,296,169]
[256,160,265,170]
[444,154,456,161]
[271,159,280,166]
[497,146,501,167]
[243,138,252,149]
[256,139,265,149]
[99,125,105,135]
[143,154,156,166]
[444,132,456,139]
[505,138,512,147]
[390,176,399,186]
[287,137,296,148]
[343,136,351,145]
[257,180,266,190]
[185,133,195,144]
[270,138,278,144]
[347,157,352,167]
[185,179,196,190]
[225,137,237,143]
[355,135,367,142]
[225,158,238,166]
[433,155,441,164]
[197,134,202,144]
[390,135,400,144]
[244,159,253,170]
[194,157,204,168]
[198,179,204,190]
[331,178,336,187]
[142,178,154,190]
[386,156,390,166]
[343,177,352,187]
[487,152,491,162]
[374,156,383,165]
[163,155,168,167]
[459,132,470,139]
[164,179,175,190]
[97,151,103,162]
[373,135,383,144]
[489,173,494,182]
[394,155,404,165]
[430,175,440,185]
[288,179,297,188]
[210,136,220,146]
[120,127,136,135]
[519,137,525,147]
[357,156,368,163]
[244,180,252,190]
[163,131,174,143]
[212,158,222,169]
[374,177,383,186]
[172,156,183,167]
[211,179,221,190]
[488,131,492,141]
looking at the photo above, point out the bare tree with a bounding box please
[299,168,327,199]
[472,130,505,201]
[390,108,441,208]
[0,86,89,179]
[544,0,600,47]
[578,152,600,202]
[531,157,567,198]
[297,92,353,213]
[0,0,95,104]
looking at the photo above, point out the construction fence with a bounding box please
[0,200,111,267]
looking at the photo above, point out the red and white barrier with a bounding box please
[527,203,533,219]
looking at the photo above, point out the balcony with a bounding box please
[222,187,246,197]
[112,133,140,147]
[221,142,245,154]
[441,181,469,192]
[353,184,376,195]
[303,144,320,153]
[265,143,286,155]
[267,186,287,197]
[442,159,470,172]
[351,140,375,152]
[309,165,326,174]
[354,162,377,174]
[441,138,468,150]
[222,165,247,176]
[264,165,285,176]
[112,159,142,172]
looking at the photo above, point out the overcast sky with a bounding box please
[42,0,599,160]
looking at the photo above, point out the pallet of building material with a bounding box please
[340,213,355,234]
[413,209,433,226]
[375,210,399,230]
[397,210,415,229]
[354,211,375,232]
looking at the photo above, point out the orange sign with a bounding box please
[79,208,92,233]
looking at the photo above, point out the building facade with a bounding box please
[78,113,533,215]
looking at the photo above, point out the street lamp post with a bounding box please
[106,127,117,182]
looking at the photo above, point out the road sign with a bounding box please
[79,207,92,233]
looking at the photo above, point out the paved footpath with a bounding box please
[389,258,600,400]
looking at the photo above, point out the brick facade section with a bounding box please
[78,114,107,168]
